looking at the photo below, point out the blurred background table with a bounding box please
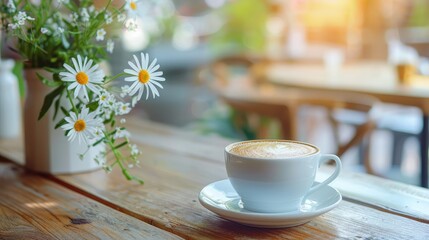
[262,61,429,187]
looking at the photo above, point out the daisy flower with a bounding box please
[61,107,102,144]
[60,55,104,100]
[125,0,143,19]
[123,53,165,101]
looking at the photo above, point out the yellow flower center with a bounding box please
[130,1,137,10]
[74,119,86,132]
[138,70,150,84]
[76,72,89,85]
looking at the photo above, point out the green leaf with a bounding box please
[37,72,62,87]
[60,106,68,116]
[44,67,63,74]
[38,85,65,120]
[54,118,67,129]
[114,141,129,149]
[53,95,61,120]
[86,101,100,112]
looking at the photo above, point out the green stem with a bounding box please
[104,72,128,84]
[66,89,79,114]
[104,132,143,184]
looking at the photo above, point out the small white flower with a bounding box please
[8,23,18,30]
[120,85,130,98]
[60,55,104,100]
[88,5,95,13]
[41,28,50,34]
[98,91,112,106]
[117,14,126,22]
[125,19,139,31]
[80,8,90,22]
[94,126,105,139]
[70,12,79,22]
[114,128,131,139]
[61,107,102,144]
[96,28,106,41]
[104,12,113,24]
[115,102,131,115]
[120,118,126,124]
[106,39,114,53]
[123,53,165,101]
[130,144,141,156]
[13,11,34,26]
[57,27,64,34]
[7,0,16,13]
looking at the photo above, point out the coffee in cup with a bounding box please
[225,140,341,213]
[228,140,318,159]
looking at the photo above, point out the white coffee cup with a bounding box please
[225,140,342,213]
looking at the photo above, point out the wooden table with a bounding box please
[1,118,429,239]
[262,61,429,187]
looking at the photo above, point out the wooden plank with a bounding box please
[317,166,429,223]
[2,119,429,238]
[49,120,429,239]
[0,160,182,240]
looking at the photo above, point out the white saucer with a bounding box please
[199,179,341,228]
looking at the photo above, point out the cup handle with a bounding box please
[305,154,342,198]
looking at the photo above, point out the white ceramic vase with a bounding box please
[0,59,21,138]
[23,68,101,173]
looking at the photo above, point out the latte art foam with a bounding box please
[229,141,317,159]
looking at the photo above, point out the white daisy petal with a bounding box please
[129,83,140,96]
[68,82,79,90]
[87,83,100,95]
[77,55,83,71]
[145,84,149,99]
[150,80,163,89]
[125,76,138,82]
[124,69,137,75]
[144,53,149,69]
[84,59,93,72]
[151,76,166,82]
[63,63,77,75]
[147,82,159,98]
[151,72,163,77]
[148,63,160,73]
[133,54,141,69]
[128,61,140,73]
[74,84,82,98]
[138,86,144,101]
[148,58,157,72]
[129,80,140,90]
[72,57,80,72]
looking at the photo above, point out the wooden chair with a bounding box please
[203,55,378,171]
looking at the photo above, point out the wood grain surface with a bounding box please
[1,119,429,239]
[0,159,181,240]
[50,119,429,240]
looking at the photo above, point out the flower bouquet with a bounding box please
[0,0,165,183]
